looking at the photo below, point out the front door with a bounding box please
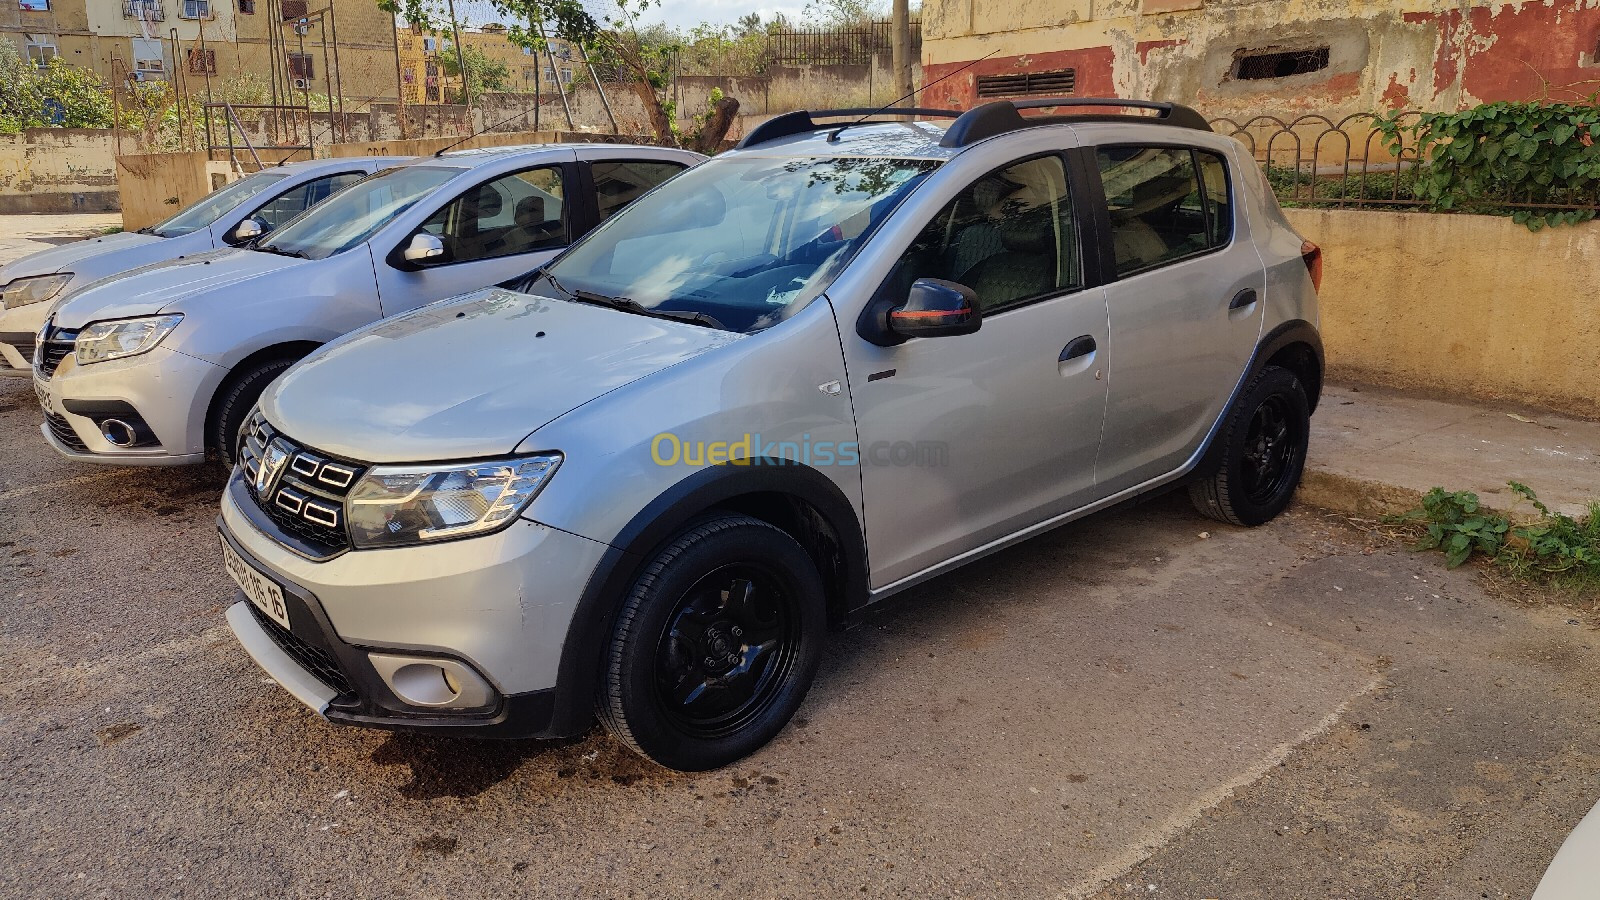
[1090,145,1267,492]
[842,154,1110,589]
[373,162,574,316]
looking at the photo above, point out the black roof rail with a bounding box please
[736,107,964,149]
[939,97,1212,148]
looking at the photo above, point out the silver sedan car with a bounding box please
[32,144,703,465]
[0,156,397,376]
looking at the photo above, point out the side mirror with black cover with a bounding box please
[857,277,982,346]
[224,215,268,246]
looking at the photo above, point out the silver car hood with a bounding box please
[0,231,166,284]
[51,248,304,328]
[260,289,743,464]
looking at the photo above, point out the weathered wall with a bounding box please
[922,0,1600,119]
[1285,208,1600,419]
[0,129,129,215]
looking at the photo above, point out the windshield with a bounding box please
[544,155,938,333]
[256,165,459,260]
[147,171,288,238]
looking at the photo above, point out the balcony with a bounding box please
[124,0,165,21]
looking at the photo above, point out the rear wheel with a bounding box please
[599,515,826,771]
[208,357,296,466]
[1189,365,1310,527]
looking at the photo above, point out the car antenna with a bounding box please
[433,105,545,157]
[827,49,1000,142]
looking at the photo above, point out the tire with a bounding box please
[598,514,827,771]
[1189,365,1310,527]
[208,357,296,466]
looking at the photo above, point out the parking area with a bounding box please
[3,353,1599,896]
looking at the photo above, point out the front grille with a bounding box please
[44,411,88,452]
[245,600,354,697]
[238,412,365,556]
[35,323,77,380]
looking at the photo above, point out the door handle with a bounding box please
[1229,288,1259,310]
[1060,336,1097,362]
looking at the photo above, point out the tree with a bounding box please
[380,0,739,151]
[0,42,114,133]
[801,0,885,28]
[437,43,511,103]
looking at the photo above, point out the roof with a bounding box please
[731,121,964,161]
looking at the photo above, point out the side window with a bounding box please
[251,172,362,229]
[590,160,687,223]
[1095,146,1229,277]
[882,155,1079,314]
[420,165,566,264]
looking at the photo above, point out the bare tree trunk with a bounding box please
[687,96,739,154]
[630,80,677,145]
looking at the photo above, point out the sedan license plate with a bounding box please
[34,379,49,412]
[221,536,290,630]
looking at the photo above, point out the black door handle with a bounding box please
[1230,288,1259,310]
[1060,335,1097,362]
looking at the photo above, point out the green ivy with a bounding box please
[1376,100,1600,231]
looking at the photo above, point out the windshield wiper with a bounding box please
[566,287,726,330]
[250,244,308,259]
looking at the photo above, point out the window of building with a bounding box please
[883,155,1079,314]
[1095,146,1232,277]
[179,0,211,19]
[975,69,1076,98]
[187,48,216,75]
[279,0,307,20]
[25,42,57,68]
[543,66,555,83]
[124,0,164,20]
[19,0,49,11]
[1232,46,1330,81]
[560,68,573,84]
[238,0,254,13]
[288,52,314,79]
[422,37,436,52]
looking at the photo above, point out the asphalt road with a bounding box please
[2,371,1598,898]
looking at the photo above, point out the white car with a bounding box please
[0,156,397,376]
[33,144,703,465]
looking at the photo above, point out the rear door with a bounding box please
[372,158,577,316]
[1088,143,1266,492]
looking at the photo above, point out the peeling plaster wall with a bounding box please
[922,0,1600,118]
[0,129,129,215]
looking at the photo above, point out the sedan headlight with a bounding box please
[75,314,183,365]
[346,453,562,549]
[2,274,72,309]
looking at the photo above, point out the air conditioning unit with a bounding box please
[292,77,310,90]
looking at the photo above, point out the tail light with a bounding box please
[1300,240,1323,292]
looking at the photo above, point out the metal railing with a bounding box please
[1210,112,1600,213]
[124,0,165,20]
[767,21,921,67]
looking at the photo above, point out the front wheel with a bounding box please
[1189,365,1310,527]
[208,357,296,466]
[598,515,826,771]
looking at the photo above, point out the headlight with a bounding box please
[1,274,72,309]
[74,314,183,365]
[346,453,562,549]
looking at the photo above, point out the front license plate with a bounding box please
[221,536,290,631]
[34,379,49,411]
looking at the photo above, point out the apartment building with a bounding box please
[396,22,579,105]
[2,0,401,102]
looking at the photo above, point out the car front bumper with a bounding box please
[33,345,222,465]
[218,472,612,737]
[0,296,57,376]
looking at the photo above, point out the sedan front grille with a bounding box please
[238,411,366,557]
[44,411,88,452]
[244,600,354,698]
[34,324,77,380]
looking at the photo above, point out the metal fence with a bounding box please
[1210,112,1600,213]
[766,21,921,67]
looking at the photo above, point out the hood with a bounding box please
[262,288,743,463]
[50,248,306,328]
[0,231,165,283]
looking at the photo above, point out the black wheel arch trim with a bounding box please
[1193,318,1324,480]
[543,458,869,737]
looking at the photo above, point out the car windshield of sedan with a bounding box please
[146,171,289,238]
[541,155,939,333]
[254,165,459,260]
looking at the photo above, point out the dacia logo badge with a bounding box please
[255,440,291,495]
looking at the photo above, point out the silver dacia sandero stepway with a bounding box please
[219,99,1325,771]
